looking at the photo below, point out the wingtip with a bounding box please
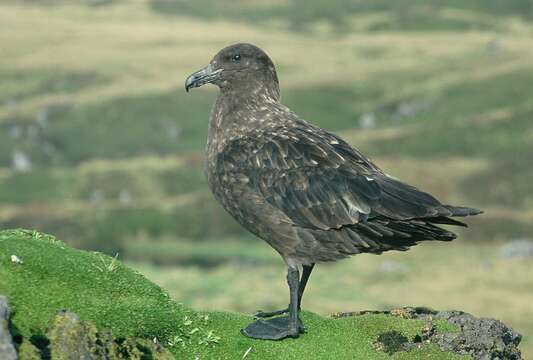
[469,208,484,216]
[444,205,484,217]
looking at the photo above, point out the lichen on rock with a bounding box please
[45,310,174,360]
[2,306,175,360]
[47,310,96,359]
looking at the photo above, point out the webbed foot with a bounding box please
[241,316,305,340]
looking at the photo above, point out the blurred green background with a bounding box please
[1,0,532,357]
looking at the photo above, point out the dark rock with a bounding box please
[0,296,17,360]
[333,307,522,360]
[433,311,522,360]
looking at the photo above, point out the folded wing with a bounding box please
[217,123,480,233]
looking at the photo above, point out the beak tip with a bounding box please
[185,65,220,93]
[184,74,197,93]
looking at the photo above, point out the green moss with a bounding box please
[0,229,186,342]
[195,312,469,359]
[434,319,461,334]
[0,229,469,359]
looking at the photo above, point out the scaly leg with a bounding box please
[254,263,315,318]
[241,267,305,340]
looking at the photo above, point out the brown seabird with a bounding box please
[185,43,482,340]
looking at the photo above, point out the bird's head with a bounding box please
[185,43,280,99]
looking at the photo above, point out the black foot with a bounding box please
[254,308,288,318]
[241,316,305,340]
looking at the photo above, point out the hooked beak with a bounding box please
[185,64,222,92]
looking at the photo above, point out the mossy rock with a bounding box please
[0,229,521,359]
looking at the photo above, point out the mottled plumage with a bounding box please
[185,43,482,340]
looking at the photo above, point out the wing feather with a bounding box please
[217,124,470,231]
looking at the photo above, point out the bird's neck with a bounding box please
[221,77,280,102]
[212,88,279,128]
[206,88,282,158]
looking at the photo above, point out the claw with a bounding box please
[254,308,289,318]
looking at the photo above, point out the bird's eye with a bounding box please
[232,54,241,62]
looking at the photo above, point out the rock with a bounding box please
[11,151,32,173]
[43,310,175,360]
[10,255,23,264]
[47,310,95,360]
[434,310,522,360]
[500,239,533,259]
[359,112,376,129]
[334,307,523,360]
[0,296,17,360]
[0,304,177,360]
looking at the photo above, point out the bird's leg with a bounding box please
[286,266,301,335]
[254,263,315,318]
[241,267,305,340]
[297,263,314,309]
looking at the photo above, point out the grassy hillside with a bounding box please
[151,0,533,31]
[0,229,472,359]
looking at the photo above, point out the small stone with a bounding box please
[11,151,32,173]
[10,255,23,264]
[359,112,376,129]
